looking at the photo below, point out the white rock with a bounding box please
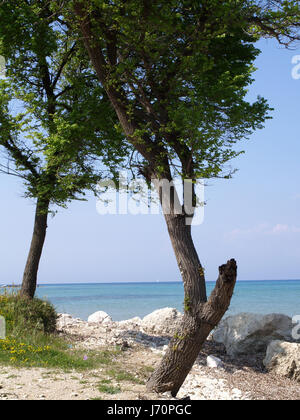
[213,313,295,357]
[57,313,76,328]
[117,317,142,329]
[263,340,300,382]
[141,308,182,335]
[207,355,223,369]
[87,311,112,324]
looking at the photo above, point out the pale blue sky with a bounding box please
[1,39,299,284]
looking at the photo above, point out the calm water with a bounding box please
[29,280,300,321]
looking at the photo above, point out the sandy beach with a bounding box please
[0,312,299,401]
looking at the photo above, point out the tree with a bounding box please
[69,0,300,395]
[0,1,126,298]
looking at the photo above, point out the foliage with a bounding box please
[70,0,280,186]
[245,0,300,46]
[0,293,121,369]
[0,0,128,210]
[0,293,57,334]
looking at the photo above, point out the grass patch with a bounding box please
[106,367,145,385]
[0,292,121,370]
[0,337,120,370]
[140,365,155,374]
[99,379,111,384]
[98,384,121,395]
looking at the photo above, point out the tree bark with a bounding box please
[146,215,237,397]
[20,198,49,299]
[164,213,207,306]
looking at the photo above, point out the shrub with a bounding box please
[0,292,57,335]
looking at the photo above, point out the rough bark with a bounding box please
[164,213,207,306]
[147,246,237,397]
[20,199,49,299]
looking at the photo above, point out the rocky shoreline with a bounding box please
[1,309,299,400]
[55,309,300,400]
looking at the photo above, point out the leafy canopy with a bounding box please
[0,0,127,208]
[70,0,285,184]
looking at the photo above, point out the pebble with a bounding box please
[207,355,223,369]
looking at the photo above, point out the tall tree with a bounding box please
[0,1,126,298]
[69,0,300,395]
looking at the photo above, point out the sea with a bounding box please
[25,280,300,321]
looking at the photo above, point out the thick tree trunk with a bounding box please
[146,213,237,397]
[20,199,49,299]
[164,214,207,306]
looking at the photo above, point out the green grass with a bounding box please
[0,293,121,370]
[98,384,121,395]
[99,379,111,384]
[0,334,121,370]
[106,368,145,384]
[0,292,57,335]
[0,293,154,401]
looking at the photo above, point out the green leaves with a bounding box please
[1,0,298,208]
[71,0,277,179]
[0,0,127,209]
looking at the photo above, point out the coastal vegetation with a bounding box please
[0,293,105,369]
[0,293,158,399]
[69,0,300,396]
[0,4,126,298]
[0,0,299,399]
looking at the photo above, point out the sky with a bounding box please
[0,39,300,284]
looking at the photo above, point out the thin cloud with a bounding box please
[227,223,300,238]
[272,224,300,234]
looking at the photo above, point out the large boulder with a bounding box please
[212,313,294,357]
[141,308,182,336]
[264,340,300,382]
[117,317,142,330]
[88,311,112,325]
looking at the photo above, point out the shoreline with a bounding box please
[2,281,300,321]
[1,309,299,400]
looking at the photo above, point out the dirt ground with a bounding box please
[0,341,299,400]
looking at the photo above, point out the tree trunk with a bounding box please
[20,198,49,299]
[146,213,237,397]
[164,214,208,306]
[73,3,237,396]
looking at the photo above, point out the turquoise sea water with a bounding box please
[30,280,300,321]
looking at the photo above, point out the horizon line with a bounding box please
[1,279,300,286]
